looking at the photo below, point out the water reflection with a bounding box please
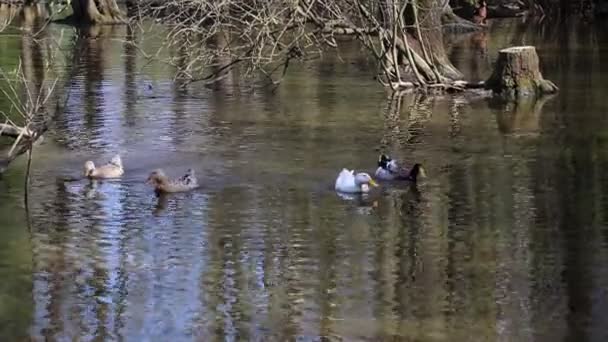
[490,94,556,136]
[1,18,608,342]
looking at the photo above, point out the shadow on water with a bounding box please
[1,16,608,341]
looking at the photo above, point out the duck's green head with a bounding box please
[378,154,392,168]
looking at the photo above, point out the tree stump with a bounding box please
[486,46,558,97]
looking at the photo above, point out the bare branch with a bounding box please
[127,0,468,92]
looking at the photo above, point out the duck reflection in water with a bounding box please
[336,190,380,211]
[83,180,101,199]
[153,193,170,215]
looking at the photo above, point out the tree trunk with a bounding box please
[407,0,464,81]
[71,0,125,24]
[486,46,558,97]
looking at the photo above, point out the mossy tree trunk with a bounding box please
[71,0,125,24]
[486,46,558,97]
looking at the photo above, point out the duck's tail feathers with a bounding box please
[110,155,123,168]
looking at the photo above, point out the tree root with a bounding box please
[66,0,126,25]
[390,80,486,93]
[442,9,484,34]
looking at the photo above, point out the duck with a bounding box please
[83,154,124,179]
[146,168,199,193]
[375,154,425,182]
[335,169,379,193]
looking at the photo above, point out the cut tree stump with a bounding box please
[486,46,558,97]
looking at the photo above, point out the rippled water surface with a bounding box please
[1,19,608,341]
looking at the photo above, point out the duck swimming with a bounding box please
[146,168,199,193]
[335,169,379,193]
[83,155,124,179]
[375,154,425,182]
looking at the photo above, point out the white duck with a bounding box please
[335,169,379,193]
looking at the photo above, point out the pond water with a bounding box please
[1,18,608,341]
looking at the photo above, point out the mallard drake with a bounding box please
[146,168,199,193]
[375,154,425,182]
[335,169,379,193]
[83,155,124,179]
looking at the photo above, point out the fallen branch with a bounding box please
[0,123,34,139]
[0,127,44,174]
